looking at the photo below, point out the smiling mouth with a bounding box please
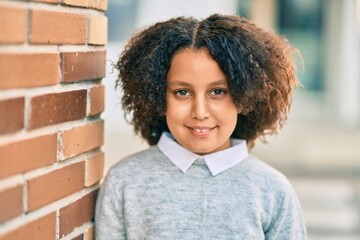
[187,126,216,136]
[192,128,211,133]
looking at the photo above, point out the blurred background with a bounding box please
[102,0,360,239]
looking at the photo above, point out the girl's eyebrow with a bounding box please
[167,81,191,86]
[209,80,228,86]
[168,80,227,86]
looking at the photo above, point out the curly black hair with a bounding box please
[116,14,300,146]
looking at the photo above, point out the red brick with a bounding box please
[0,185,23,223]
[0,53,60,89]
[72,234,84,240]
[31,10,86,45]
[0,212,56,240]
[88,85,105,116]
[0,134,57,179]
[85,151,104,186]
[59,191,97,237]
[29,90,87,129]
[88,15,108,45]
[61,51,106,82]
[0,97,24,134]
[28,162,85,211]
[0,6,27,44]
[61,120,104,159]
[63,0,107,11]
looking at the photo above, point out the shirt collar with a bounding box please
[157,132,248,176]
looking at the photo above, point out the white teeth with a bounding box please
[193,128,210,133]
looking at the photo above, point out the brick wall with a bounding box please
[0,0,107,239]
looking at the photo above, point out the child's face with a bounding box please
[166,48,240,155]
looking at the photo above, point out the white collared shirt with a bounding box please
[157,132,248,176]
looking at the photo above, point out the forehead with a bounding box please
[167,48,227,84]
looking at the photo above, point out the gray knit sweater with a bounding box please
[95,146,306,239]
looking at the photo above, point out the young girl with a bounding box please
[95,14,307,239]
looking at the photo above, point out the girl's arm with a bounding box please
[95,172,126,240]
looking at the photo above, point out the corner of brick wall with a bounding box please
[0,0,108,239]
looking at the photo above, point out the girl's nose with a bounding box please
[191,96,210,120]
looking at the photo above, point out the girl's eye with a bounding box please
[210,89,227,96]
[174,89,190,97]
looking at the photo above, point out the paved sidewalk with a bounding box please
[290,177,360,240]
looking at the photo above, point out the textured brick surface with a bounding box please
[31,10,86,44]
[0,134,57,179]
[28,162,85,211]
[71,234,84,240]
[88,15,108,45]
[0,212,56,240]
[0,97,24,134]
[61,51,106,82]
[85,151,104,186]
[0,6,27,44]
[63,0,107,11]
[61,120,104,159]
[59,190,97,237]
[0,0,107,238]
[29,90,87,129]
[0,185,23,223]
[88,85,105,116]
[0,53,60,89]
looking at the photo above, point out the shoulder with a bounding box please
[109,146,164,172]
[238,155,294,194]
[104,146,170,184]
[237,155,304,220]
